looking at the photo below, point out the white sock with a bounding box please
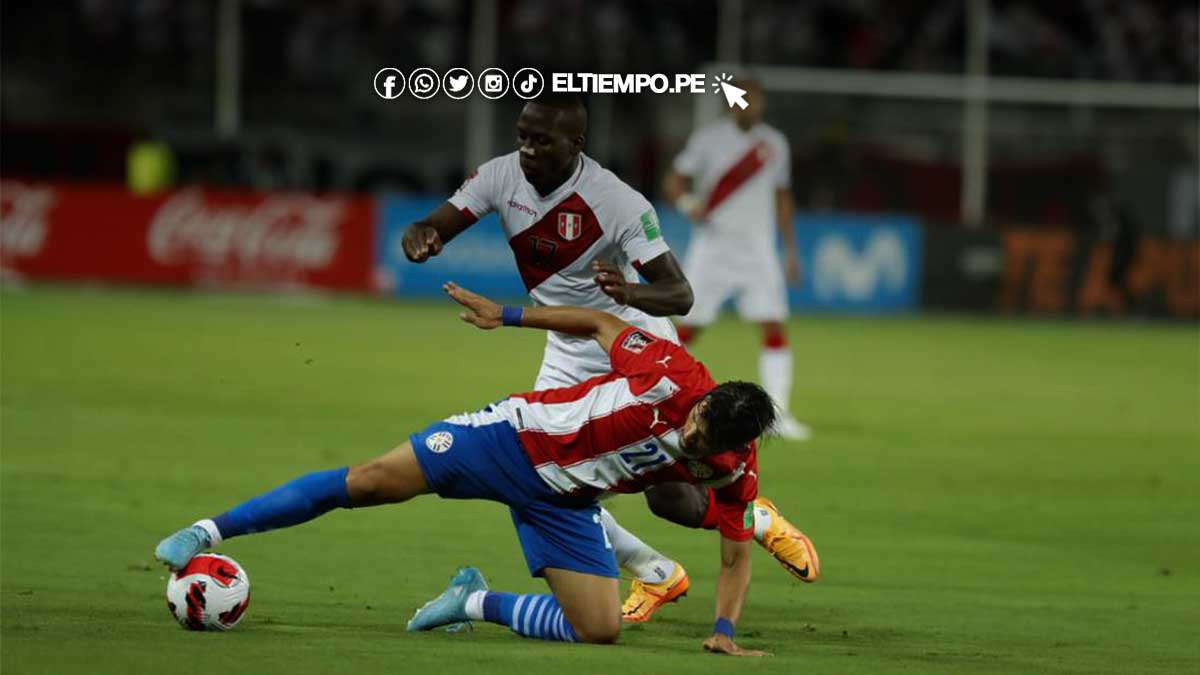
[752,504,772,542]
[599,507,676,583]
[759,346,794,415]
[193,519,222,546]
[464,590,487,620]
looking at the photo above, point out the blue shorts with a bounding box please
[410,416,618,579]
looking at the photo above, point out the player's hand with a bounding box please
[702,634,771,657]
[785,251,801,286]
[443,281,501,329]
[675,193,707,223]
[593,260,636,306]
[402,223,444,262]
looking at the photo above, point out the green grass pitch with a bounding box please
[2,286,1197,674]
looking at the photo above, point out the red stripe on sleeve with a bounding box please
[716,499,754,541]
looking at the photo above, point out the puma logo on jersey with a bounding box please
[650,407,668,429]
[655,355,672,368]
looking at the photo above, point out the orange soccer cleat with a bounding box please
[620,564,690,623]
[754,497,820,582]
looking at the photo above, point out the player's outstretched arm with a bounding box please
[704,535,770,657]
[402,202,476,262]
[443,282,628,352]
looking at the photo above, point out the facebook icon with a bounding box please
[373,68,405,99]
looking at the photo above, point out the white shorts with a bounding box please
[679,234,789,326]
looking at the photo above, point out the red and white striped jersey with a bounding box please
[672,119,790,242]
[489,326,759,541]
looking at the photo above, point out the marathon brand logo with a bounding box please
[508,199,536,217]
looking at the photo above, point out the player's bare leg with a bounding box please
[344,441,431,505]
[599,508,690,622]
[155,442,432,568]
[759,321,811,441]
[543,567,622,643]
[645,484,820,583]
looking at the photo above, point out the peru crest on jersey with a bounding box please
[557,212,583,241]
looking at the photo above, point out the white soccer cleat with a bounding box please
[774,415,812,441]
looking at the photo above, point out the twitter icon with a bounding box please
[443,68,474,100]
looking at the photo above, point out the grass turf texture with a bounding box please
[2,286,1197,675]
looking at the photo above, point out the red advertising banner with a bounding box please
[998,229,1200,319]
[0,181,375,292]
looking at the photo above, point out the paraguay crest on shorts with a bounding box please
[557,212,583,241]
[425,431,454,453]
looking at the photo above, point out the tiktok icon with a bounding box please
[512,68,545,100]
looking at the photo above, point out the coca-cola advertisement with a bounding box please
[0,181,375,292]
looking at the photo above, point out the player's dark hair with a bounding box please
[529,92,588,135]
[701,381,777,450]
[531,91,585,111]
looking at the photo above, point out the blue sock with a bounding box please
[481,592,579,642]
[212,467,350,539]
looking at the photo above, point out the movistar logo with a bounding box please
[812,229,908,301]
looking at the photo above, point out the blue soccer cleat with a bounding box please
[406,566,488,632]
[154,525,211,569]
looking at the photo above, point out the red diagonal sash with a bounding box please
[705,141,770,214]
[508,192,602,290]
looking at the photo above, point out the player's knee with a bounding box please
[645,484,708,528]
[573,615,621,644]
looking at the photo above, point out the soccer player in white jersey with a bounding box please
[400,94,818,623]
[664,77,812,441]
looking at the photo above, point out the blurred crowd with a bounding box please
[4,0,1196,87]
[1,0,1196,232]
[746,0,1198,82]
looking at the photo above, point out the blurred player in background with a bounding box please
[664,77,812,441]
[401,94,818,624]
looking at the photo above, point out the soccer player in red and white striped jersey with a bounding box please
[399,94,818,624]
[155,283,776,655]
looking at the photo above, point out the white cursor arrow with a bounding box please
[720,81,749,109]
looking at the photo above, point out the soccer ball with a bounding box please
[165,553,251,631]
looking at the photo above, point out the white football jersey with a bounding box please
[672,119,791,241]
[448,152,678,386]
